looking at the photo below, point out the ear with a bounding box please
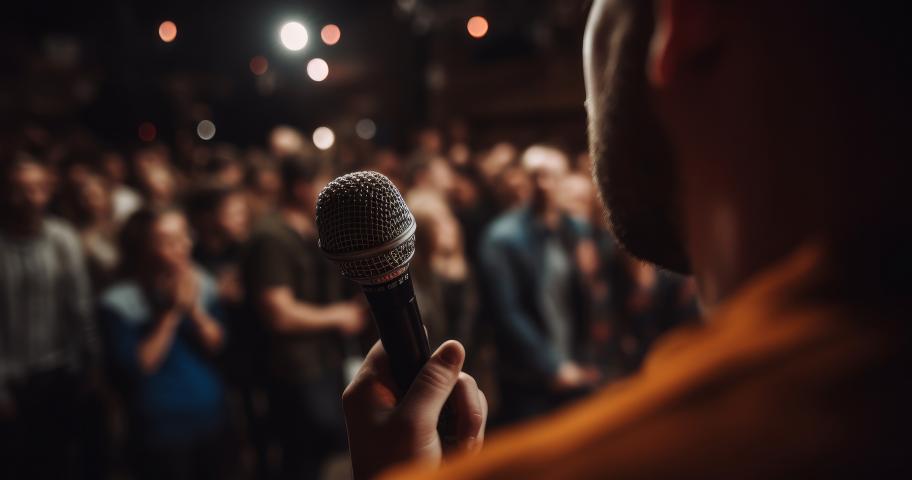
[648,0,723,88]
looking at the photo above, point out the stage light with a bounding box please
[159,21,177,43]
[138,122,157,142]
[197,120,216,141]
[467,16,489,39]
[307,58,329,82]
[250,56,269,76]
[355,119,377,140]
[313,127,335,150]
[280,22,309,51]
[321,24,341,46]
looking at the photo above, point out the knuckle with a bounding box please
[416,362,455,394]
[458,372,478,391]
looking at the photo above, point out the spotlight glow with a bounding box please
[197,120,216,141]
[313,127,335,150]
[355,119,377,140]
[280,22,309,51]
[159,21,177,43]
[467,16,489,39]
[321,24,341,46]
[307,58,329,82]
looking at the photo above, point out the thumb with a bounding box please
[398,340,465,425]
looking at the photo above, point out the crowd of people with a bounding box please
[0,123,697,480]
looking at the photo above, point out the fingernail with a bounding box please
[439,342,462,367]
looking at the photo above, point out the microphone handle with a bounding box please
[362,270,457,447]
[362,270,431,394]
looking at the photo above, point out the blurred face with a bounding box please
[6,162,53,220]
[77,175,111,218]
[217,194,250,242]
[102,153,126,183]
[524,148,569,208]
[217,163,245,188]
[149,212,192,271]
[584,0,690,273]
[140,165,176,204]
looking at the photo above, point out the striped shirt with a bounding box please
[0,218,98,402]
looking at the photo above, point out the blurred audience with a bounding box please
[478,145,600,425]
[0,121,697,479]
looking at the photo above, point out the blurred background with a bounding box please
[0,1,698,479]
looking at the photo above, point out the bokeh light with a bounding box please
[280,22,309,51]
[321,24,341,46]
[467,16,489,39]
[355,118,377,140]
[158,21,178,43]
[307,58,329,82]
[313,127,335,150]
[197,120,216,141]
[138,122,157,142]
[249,56,269,76]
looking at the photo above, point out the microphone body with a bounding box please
[362,272,431,393]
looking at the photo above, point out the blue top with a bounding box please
[99,269,225,446]
[478,207,591,385]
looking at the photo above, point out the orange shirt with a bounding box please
[385,244,910,478]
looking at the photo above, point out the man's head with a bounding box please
[521,145,570,212]
[1,153,54,227]
[584,0,910,276]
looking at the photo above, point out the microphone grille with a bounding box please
[316,171,416,284]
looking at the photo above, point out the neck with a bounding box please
[681,141,898,310]
[531,201,561,229]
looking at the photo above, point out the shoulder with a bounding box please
[99,281,150,324]
[248,216,292,247]
[44,217,81,247]
[194,266,218,298]
[481,209,527,247]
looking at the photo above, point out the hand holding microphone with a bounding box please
[316,172,487,479]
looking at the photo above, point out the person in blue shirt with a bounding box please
[478,145,601,426]
[99,207,227,480]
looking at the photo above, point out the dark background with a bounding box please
[0,0,590,152]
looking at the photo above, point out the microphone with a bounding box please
[316,171,430,394]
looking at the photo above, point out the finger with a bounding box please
[398,340,465,427]
[452,372,485,452]
[342,341,397,412]
[474,390,488,453]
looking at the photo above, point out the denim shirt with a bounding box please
[479,207,590,384]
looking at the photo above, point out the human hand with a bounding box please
[343,340,488,480]
[552,361,600,392]
[157,266,198,314]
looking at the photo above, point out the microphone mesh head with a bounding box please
[316,171,416,285]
